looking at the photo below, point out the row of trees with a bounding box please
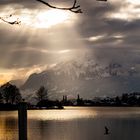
[61,93,140,106]
[1,82,140,108]
[0,82,49,102]
[0,82,56,109]
[0,82,59,109]
[35,86,63,109]
[0,83,49,105]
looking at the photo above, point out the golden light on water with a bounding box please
[28,107,97,121]
[0,111,18,140]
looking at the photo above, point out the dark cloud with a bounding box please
[104,19,140,35]
[0,0,140,71]
[0,0,76,9]
[0,0,39,9]
[88,47,140,67]
[74,0,122,35]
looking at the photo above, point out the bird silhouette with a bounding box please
[104,126,109,135]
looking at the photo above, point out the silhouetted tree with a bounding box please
[0,89,3,103]
[1,82,22,104]
[77,94,84,106]
[36,86,48,102]
[128,94,137,105]
[138,97,140,106]
[115,96,121,106]
[121,93,128,104]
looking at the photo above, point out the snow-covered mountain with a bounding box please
[21,58,140,100]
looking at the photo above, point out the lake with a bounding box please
[0,107,140,140]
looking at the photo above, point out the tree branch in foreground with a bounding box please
[36,0,82,13]
[0,15,21,25]
[0,0,107,25]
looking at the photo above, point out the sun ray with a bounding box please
[27,9,74,29]
[0,5,80,83]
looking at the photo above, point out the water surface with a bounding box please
[0,107,140,140]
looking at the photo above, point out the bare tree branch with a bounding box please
[0,15,21,25]
[0,0,107,25]
[36,0,82,13]
[0,0,82,25]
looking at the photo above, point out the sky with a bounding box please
[0,0,140,85]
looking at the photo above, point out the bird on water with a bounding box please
[104,126,110,135]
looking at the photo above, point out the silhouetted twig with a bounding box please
[36,0,82,13]
[0,0,108,25]
[0,15,21,25]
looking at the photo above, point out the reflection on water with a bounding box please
[0,111,18,140]
[0,107,140,140]
[28,107,98,121]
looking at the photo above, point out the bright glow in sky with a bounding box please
[0,4,78,84]
[19,9,74,28]
[88,35,105,42]
[0,69,14,84]
[127,0,140,5]
[0,8,74,29]
[34,9,72,28]
[58,49,71,54]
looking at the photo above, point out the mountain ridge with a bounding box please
[20,59,140,101]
